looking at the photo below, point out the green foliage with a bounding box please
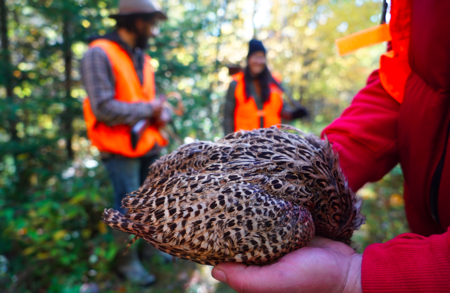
[353,165,409,252]
[0,165,117,292]
[0,0,408,291]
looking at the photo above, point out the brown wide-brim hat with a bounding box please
[109,0,167,21]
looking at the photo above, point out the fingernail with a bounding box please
[212,269,227,282]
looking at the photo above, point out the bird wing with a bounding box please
[103,174,314,266]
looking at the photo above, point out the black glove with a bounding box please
[291,107,309,120]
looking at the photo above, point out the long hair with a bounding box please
[243,65,284,103]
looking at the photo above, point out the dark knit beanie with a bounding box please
[247,39,266,58]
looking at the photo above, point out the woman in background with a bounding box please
[223,39,308,135]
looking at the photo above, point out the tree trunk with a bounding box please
[62,17,74,160]
[252,0,259,37]
[0,0,17,142]
[200,0,229,138]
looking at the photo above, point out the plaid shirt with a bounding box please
[80,32,155,127]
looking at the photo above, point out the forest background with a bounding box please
[0,0,408,292]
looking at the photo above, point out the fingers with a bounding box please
[212,262,291,293]
[150,100,163,117]
[212,263,262,293]
[166,91,182,100]
[212,244,358,293]
[151,101,162,111]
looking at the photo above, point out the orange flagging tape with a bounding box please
[335,23,392,56]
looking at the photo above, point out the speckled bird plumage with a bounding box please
[102,126,364,266]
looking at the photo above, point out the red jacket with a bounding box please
[322,0,450,291]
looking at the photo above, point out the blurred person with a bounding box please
[81,0,175,287]
[212,0,450,292]
[223,39,308,135]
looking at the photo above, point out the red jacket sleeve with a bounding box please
[323,71,450,291]
[321,70,400,192]
[362,229,450,292]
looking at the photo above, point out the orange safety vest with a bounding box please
[378,0,412,104]
[336,0,412,104]
[83,39,167,158]
[233,72,283,132]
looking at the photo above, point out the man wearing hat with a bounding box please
[223,39,308,135]
[81,0,172,286]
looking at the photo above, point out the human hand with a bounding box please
[166,91,185,116]
[211,237,362,293]
[149,98,164,118]
[291,107,309,120]
[161,107,171,122]
[151,104,172,129]
[166,91,182,100]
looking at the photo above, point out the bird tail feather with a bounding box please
[101,208,156,237]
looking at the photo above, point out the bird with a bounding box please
[102,125,364,266]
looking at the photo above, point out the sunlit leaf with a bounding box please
[53,230,68,241]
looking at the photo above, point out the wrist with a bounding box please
[343,254,363,293]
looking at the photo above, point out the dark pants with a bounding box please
[103,154,158,214]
